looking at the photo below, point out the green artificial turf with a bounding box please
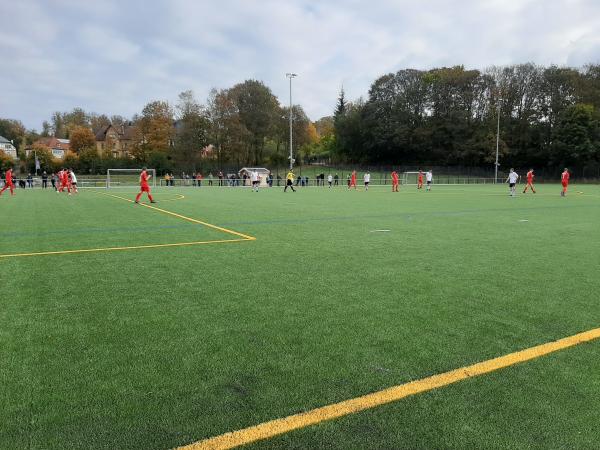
[0,183,599,449]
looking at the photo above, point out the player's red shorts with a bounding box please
[140,185,150,192]
[562,181,568,187]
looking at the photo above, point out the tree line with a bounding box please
[0,80,324,174]
[2,64,600,175]
[333,64,600,174]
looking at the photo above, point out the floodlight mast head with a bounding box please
[286,73,297,170]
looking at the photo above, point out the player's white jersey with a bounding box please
[69,171,77,183]
[250,171,259,182]
[508,172,519,183]
[364,173,370,183]
[426,172,432,182]
[327,175,333,182]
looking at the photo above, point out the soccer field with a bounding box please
[1,184,599,449]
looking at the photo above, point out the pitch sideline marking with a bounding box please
[0,239,249,259]
[0,194,255,259]
[102,193,256,241]
[100,192,186,202]
[179,327,600,450]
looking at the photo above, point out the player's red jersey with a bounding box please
[351,172,356,181]
[5,169,12,184]
[418,171,423,180]
[135,170,154,202]
[391,171,398,183]
[561,171,570,184]
[140,170,150,188]
[527,171,534,182]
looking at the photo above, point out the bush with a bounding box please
[0,150,14,172]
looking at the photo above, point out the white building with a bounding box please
[0,135,18,159]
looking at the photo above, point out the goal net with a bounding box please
[106,168,156,189]
[401,171,423,185]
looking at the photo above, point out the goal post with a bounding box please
[106,168,156,189]
[401,171,422,185]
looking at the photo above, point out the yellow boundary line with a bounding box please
[180,327,600,450]
[102,193,186,202]
[0,193,255,259]
[102,193,256,241]
[0,239,249,259]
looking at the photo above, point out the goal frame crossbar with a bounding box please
[401,171,425,185]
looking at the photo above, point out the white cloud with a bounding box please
[1,0,599,129]
[78,25,141,63]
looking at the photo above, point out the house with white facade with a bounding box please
[0,135,18,159]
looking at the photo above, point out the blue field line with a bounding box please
[0,223,199,238]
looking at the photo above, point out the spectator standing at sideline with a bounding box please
[41,171,48,189]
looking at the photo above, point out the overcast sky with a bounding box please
[1,0,600,130]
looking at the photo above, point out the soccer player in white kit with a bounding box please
[364,172,370,191]
[426,170,433,191]
[69,169,78,194]
[506,168,519,197]
[250,170,260,192]
[327,174,333,188]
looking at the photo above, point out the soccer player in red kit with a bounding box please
[135,167,156,203]
[523,168,536,193]
[417,170,424,189]
[391,170,399,192]
[56,169,63,192]
[0,168,15,196]
[561,168,570,197]
[62,169,71,194]
[348,170,357,189]
[57,168,70,193]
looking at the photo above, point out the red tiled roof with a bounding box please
[35,137,71,151]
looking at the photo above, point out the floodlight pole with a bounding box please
[495,97,501,184]
[286,73,297,170]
